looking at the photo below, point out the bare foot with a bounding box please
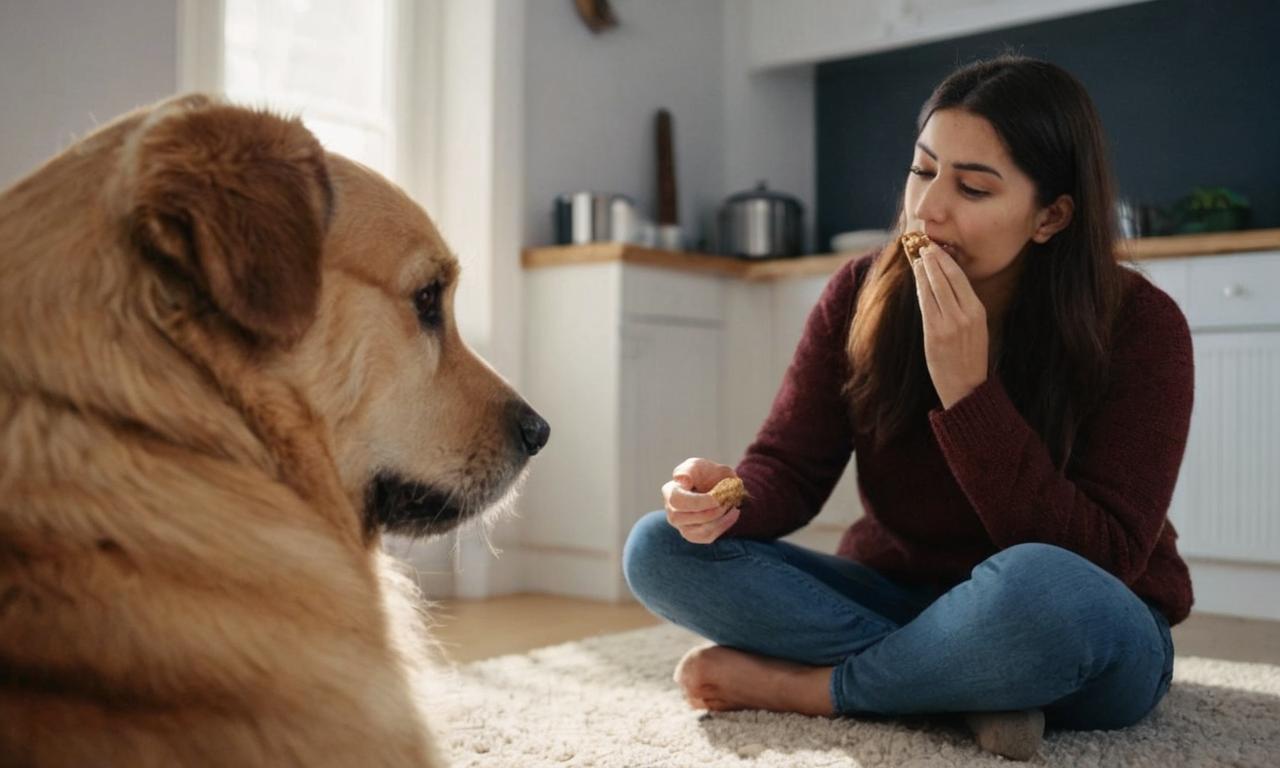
[673,644,835,716]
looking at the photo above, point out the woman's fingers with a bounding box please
[664,480,719,513]
[932,245,985,315]
[679,506,741,544]
[668,503,729,527]
[912,254,941,323]
[665,459,740,543]
[672,457,733,491]
[919,244,963,317]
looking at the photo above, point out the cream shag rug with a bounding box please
[431,623,1280,767]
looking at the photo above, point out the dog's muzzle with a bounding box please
[365,473,474,538]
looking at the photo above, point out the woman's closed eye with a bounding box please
[908,166,990,198]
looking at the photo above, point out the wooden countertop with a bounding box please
[522,228,1280,281]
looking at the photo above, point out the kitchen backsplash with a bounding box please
[814,0,1279,249]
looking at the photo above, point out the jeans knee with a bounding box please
[978,543,1109,621]
[983,545,1136,634]
[622,510,680,601]
[991,543,1096,585]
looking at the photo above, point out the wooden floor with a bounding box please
[430,594,660,663]
[430,593,1280,665]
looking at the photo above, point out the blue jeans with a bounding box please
[623,510,1174,730]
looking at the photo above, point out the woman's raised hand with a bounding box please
[662,457,739,544]
[912,242,989,409]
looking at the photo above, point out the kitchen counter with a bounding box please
[522,228,1280,281]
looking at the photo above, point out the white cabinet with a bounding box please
[520,263,726,601]
[722,273,863,554]
[1131,251,1280,620]
[521,259,863,600]
[746,0,1143,69]
[619,320,723,550]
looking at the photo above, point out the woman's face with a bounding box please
[904,108,1063,283]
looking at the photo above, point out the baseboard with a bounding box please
[516,545,626,601]
[1186,558,1280,621]
[469,544,526,597]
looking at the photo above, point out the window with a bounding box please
[179,0,428,188]
[223,0,398,179]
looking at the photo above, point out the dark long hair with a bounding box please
[845,54,1124,468]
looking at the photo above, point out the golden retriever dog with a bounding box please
[0,94,549,767]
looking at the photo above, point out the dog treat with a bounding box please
[901,231,932,264]
[709,476,747,508]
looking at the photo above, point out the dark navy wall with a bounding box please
[815,0,1280,250]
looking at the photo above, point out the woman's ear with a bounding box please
[1031,194,1074,244]
[128,100,332,348]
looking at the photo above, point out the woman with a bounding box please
[623,55,1192,761]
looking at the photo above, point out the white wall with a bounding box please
[0,0,178,187]
[519,0,816,253]
[721,4,815,252]
[437,0,532,598]
[521,0,727,250]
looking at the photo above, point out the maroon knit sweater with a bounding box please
[727,253,1195,625]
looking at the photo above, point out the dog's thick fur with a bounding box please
[0,95,548,766]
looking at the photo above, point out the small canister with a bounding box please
[554,192,637,244]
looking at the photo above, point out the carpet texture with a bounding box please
[432,624,1279,767]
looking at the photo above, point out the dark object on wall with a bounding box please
[655,109,678,226]
[653,109,684,249]
[574,0,617,33]
[716,182,805,259]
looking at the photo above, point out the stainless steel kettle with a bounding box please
[716,181,804,259]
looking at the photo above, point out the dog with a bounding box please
[0,94,549,766]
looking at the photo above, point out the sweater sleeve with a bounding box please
[725,258,864,540]
[928,279,1194,585]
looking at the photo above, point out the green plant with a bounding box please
[1171,187,1251,234]
[1182,186,1250,213]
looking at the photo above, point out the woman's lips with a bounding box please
[933,240,964,260]
[903,230,965,262]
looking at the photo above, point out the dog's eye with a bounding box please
[413,282,443,329]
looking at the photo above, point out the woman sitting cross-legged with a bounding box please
[623,54,1190,762]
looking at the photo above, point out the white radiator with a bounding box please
[1170,331,1280,565]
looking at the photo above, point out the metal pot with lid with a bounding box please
[716,181,804,259]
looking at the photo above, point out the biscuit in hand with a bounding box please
[708,476,747,509]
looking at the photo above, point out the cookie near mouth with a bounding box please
[901,231,932,264]
[901,231,962,263]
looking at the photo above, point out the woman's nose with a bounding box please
[912,181,948,225]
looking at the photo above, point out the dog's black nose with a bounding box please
[515,404,550,456]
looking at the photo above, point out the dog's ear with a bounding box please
[129,102,332,348]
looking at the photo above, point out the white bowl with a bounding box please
[831,229,891,253]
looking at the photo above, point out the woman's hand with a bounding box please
[662,457,739,544]
[912,242,989,409]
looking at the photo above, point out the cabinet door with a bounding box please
[619,320,723,549]
[1169,331,1280,564]
[770,277,863,553]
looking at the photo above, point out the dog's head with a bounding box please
[113,96,547,538]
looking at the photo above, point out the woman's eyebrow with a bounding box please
[916,142,1005,180]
